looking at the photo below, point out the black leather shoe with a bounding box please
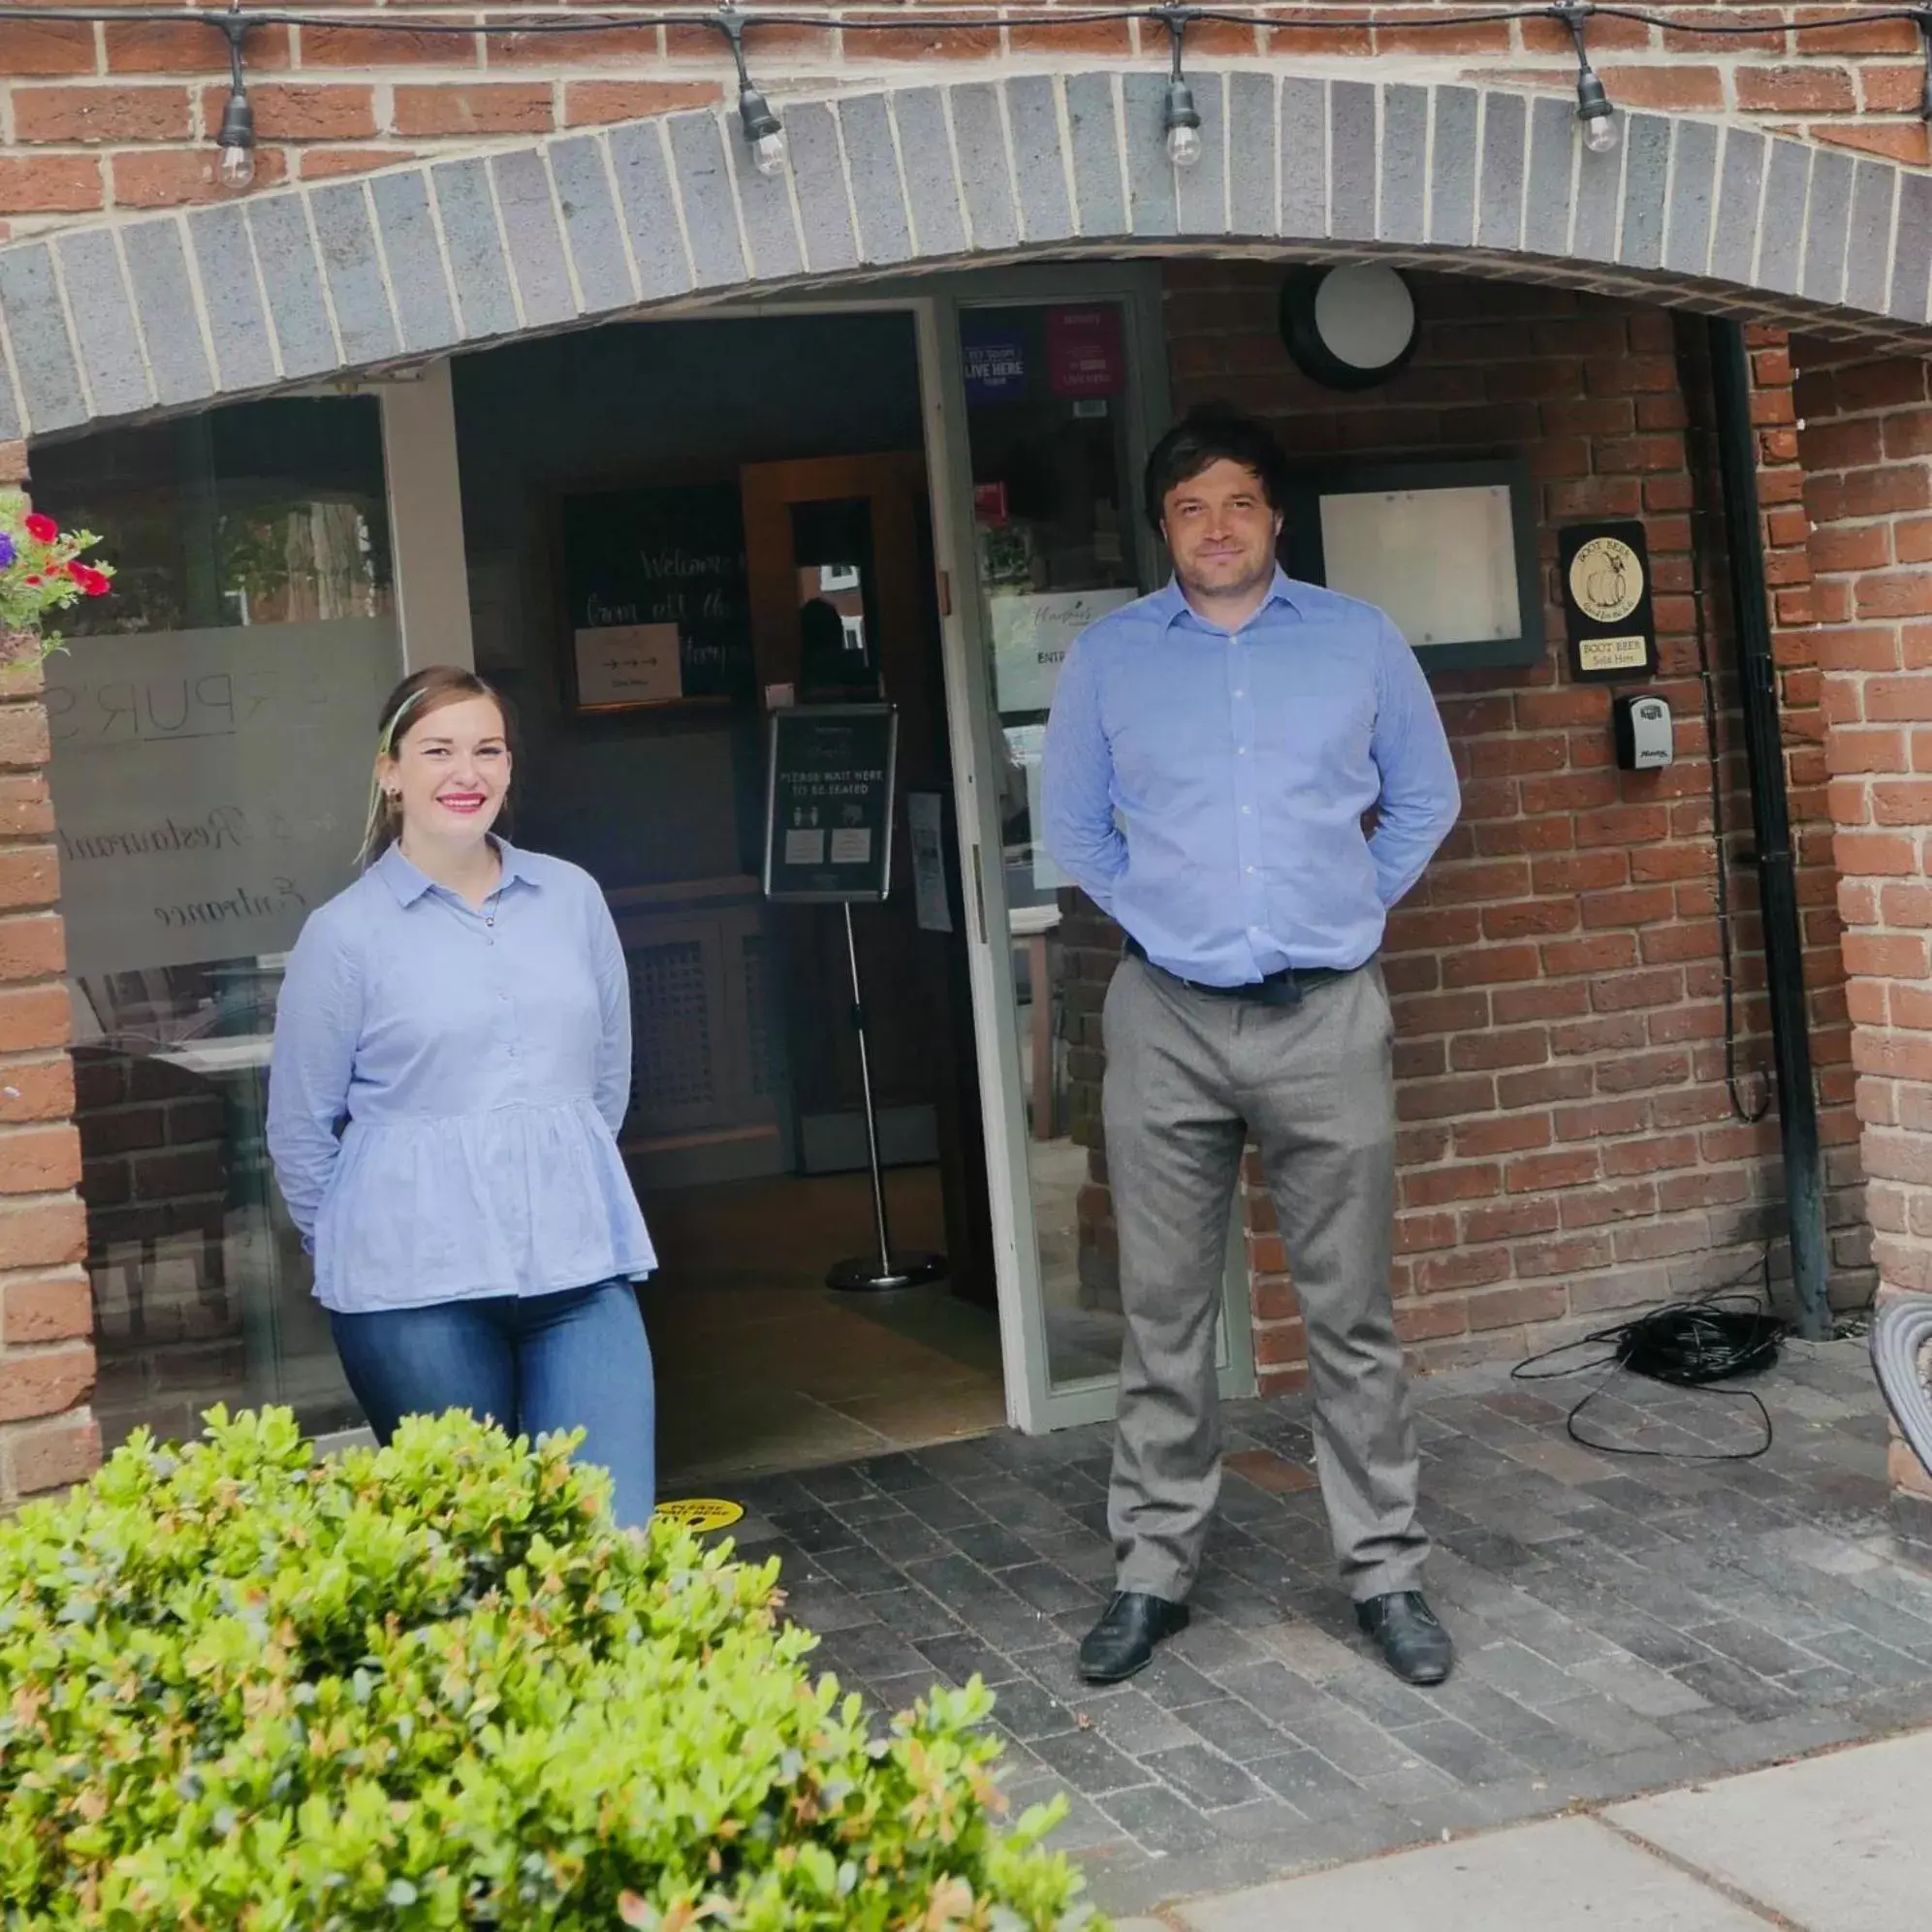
[1077,1591,1190,1684]
[1356,1590,1453,1685]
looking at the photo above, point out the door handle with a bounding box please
[969,843,989,946]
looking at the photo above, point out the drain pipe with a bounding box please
[1705,317,1832,1341]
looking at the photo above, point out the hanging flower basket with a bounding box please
[0,491,112,674]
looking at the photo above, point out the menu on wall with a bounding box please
[560,483,753,708]
[43,618,399,980]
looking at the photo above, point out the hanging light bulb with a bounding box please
[1576,67,1619,154]
[1156,7,1205,172]
[717,5,788,178]
[1560,3,1620,156]
[213,7,256,192]
[216,89,257,189]
[1164,81,1204,170]
[742,86,787,177]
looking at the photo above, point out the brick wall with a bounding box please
[0,445,97,1504]
[1793,340,1932,1536]
[1060,265,1868,1393]
[0,7,1924,232]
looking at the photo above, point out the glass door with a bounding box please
[923,272,1256,1431]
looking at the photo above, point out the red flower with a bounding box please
[22,513,56,544]
[22,573,41,586]
[70,564,109,597]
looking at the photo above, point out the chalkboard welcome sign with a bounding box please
[559,483,753,712]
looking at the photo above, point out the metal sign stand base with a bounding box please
[828,901,947,1295]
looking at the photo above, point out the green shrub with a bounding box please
[0,1408,1103,1930]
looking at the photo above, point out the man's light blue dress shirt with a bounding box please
[1041,570,1460,985]
[266,840,657,1314]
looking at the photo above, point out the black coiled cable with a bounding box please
[1512,1259,1786,1462]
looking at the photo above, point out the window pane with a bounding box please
[34,400,398,1447]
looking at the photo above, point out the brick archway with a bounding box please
[0,73,1927,439]
[7,69,1932,1530]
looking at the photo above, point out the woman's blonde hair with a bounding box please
[359,665,513,868]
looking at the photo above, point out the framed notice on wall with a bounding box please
[558,482,753,713]
[1559,522,1658,682]
[763,704,898,903]
[1279,458,1545,673]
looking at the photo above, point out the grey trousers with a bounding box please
[1101,953,1428,1604]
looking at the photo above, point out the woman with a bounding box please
[267,665,658,1526]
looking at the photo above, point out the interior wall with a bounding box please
[450,313,925,890]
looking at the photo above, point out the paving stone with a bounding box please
[1791,1625,1932,1692]
[1002,1561,1096,1617]
[695,1345,1932,1913]
[1400,1715,1533,1786]
[1174,1816,1770,1932]
[1320,1662,1446,1731]
[983,1674,1080,1741]
[811,1541,908,1598]
[811,1622,931,1681]
[1540,1689,1678,1756]
[1143,1742,1265,1812]
[917,1630,1024,1688]
[768,1504,861,1554]
[1682,1615,1823,1681]
[1173,1694,1299,1764]
[795,1461,874,1504]
[1069,1686,1200,1758]
[1609,1728,1932,1932]
[1033,1788,1133,1854]
[1277,1696,1422,1782]
[1030,1726,1153,1796]
[866,1585,962,1641]
[1666,1656,1803,1723]
[1097,1781,1220,1855]
[895,1483,987,1532]
[776,1575,874,1633]
[1246,1746,1368,1820]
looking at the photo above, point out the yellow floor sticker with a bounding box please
[653,1498,744,1533]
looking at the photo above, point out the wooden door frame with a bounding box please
[741,451,930,707]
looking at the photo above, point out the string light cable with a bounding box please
[3,5,1932,186]
[1510,1247,1788,1461]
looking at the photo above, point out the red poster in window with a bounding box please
[1046,306,1124,398]
[973,481,1009,524]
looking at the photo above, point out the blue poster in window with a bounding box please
[962,326,1028,401]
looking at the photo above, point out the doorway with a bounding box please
[450,313,1001,1487]
[443,274,1255,1487]
[648,446,1000,1484]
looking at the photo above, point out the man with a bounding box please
[1042,404,1461,1688]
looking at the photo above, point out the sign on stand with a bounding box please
[760,701,942,1295]
[762,704,898,903]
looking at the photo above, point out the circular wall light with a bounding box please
[1279,264,1421,392]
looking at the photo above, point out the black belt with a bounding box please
[1124,935,1355,1007]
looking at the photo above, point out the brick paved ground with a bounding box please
[719,1335,1932,1920]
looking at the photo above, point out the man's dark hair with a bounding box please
[1143,404,1290,533]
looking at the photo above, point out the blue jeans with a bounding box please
[330,1280,656,1528]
